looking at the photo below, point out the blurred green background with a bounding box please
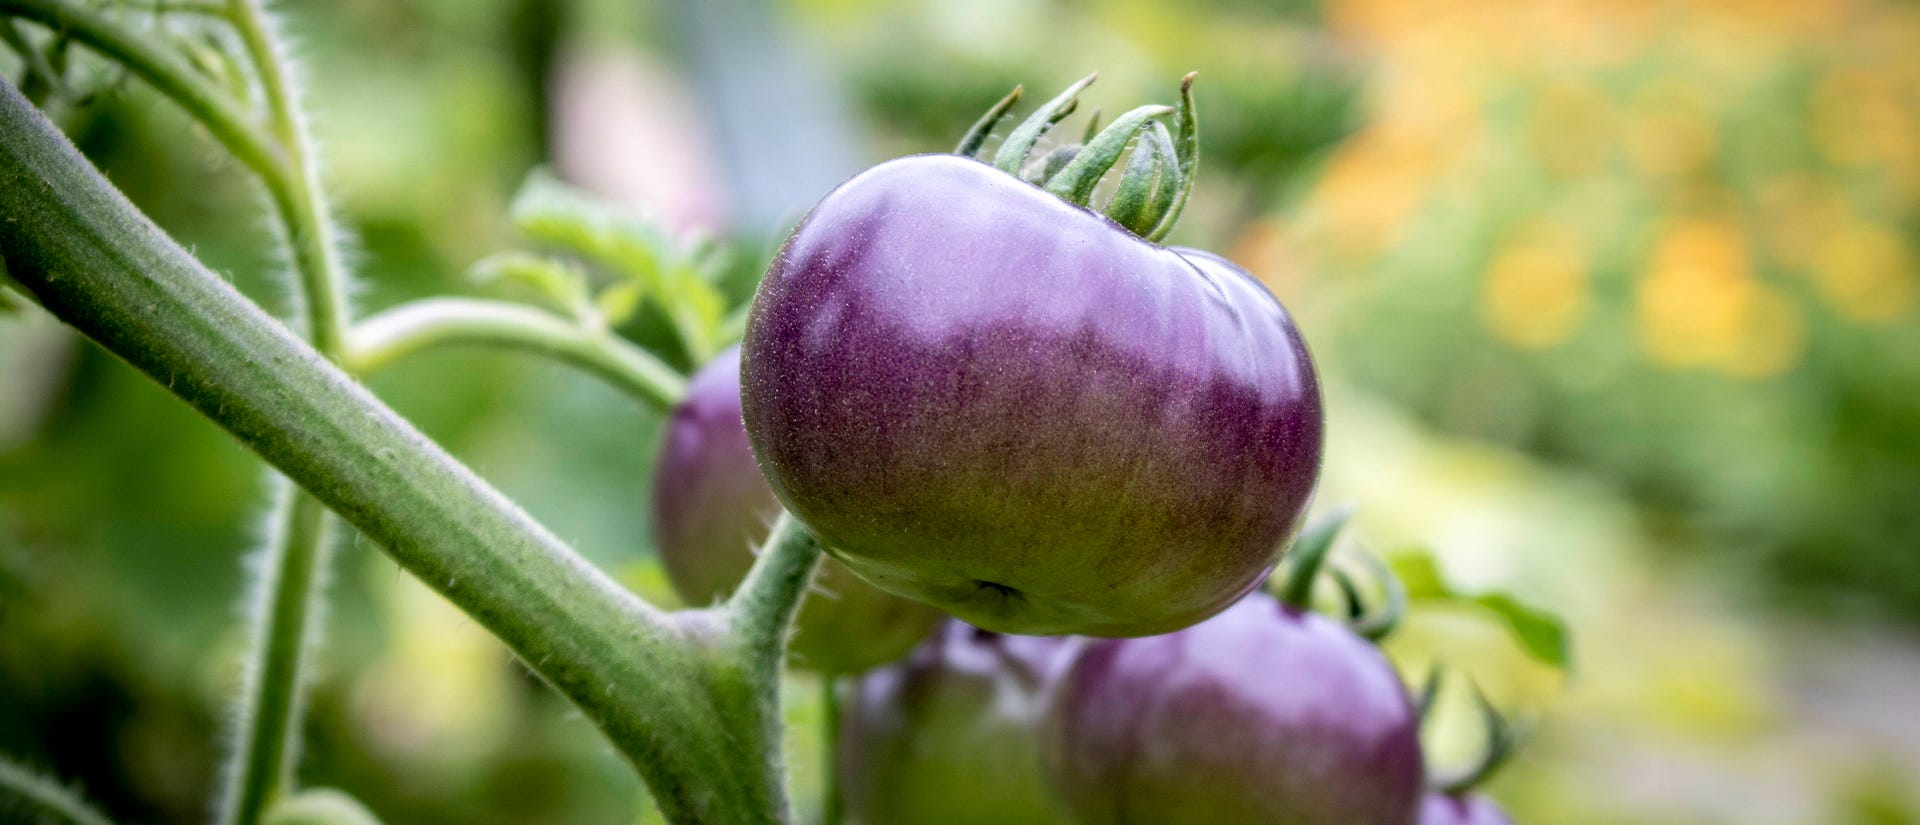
[1,0,1916,823]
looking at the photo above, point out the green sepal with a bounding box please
[992,72,1096,175]
[1079,107,1103,143]
[1033,144,1080,183]
[954,85,1023,158]
[1341,551,1407,642]
[1390,548,1573,672]
[1274,504,1355,610]
[1145,72,1199,242]
[1433,682,1523,795]
[1105,120,1177,237]
[1043,104,1174,206]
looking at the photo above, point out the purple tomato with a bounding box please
[839,620,1080,825]
[740,154,1322,636]
[1418,793,1515,825]
[651,345,940,674]
[1043,591,1423,825]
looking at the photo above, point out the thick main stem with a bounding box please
[0,82,790,825]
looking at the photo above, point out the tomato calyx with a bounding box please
[955,71,1199,241]
[1422,668,1527,795]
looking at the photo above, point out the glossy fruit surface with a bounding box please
[1418,793,1515,825]
[839,620,1080,825]
[741,154,1322,636]
[650,346,939,674]
[1043,592,1423,825]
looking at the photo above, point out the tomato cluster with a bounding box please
[646,76,1523,824]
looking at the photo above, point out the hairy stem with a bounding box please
[228,0,350,356]
[821,679,844,825]
[205,4,361,822]
[0,757,118,825]
[217,485,331,825]
[345,297,686,410]
[0,82,790,825]
[0,0,286,184]
[728,514,823,677]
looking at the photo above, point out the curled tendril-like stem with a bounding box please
[992,71,1096,175]
[1430,677,1526,795]
[1336,551,1408,642]
[1275,504,1355,610]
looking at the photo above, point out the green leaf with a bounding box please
[1390,549,1572,672]
[508,169,675,287]
[468,251,591,317]
[1470,591,1570,672]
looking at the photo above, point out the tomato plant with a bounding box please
[0,4,1560,823]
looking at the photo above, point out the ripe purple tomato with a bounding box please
[1419,793,1515,825]
[740,154,1322,636]
[1042,592,1423,825]
[838,620,1080,825]
[651,346,940,674]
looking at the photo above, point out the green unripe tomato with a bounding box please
[838,620,1081,825]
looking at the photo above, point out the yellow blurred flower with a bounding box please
[1637,217,1806,377]
[1481,221,1591,349]
[1811,222,1919,323]
[1624,79,1721,181]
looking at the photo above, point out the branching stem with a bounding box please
[345,297,686,410]
[0,80,802,825]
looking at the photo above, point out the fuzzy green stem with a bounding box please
[345,297,687,410]
[217,484,332,825]
[0,0,286,185]
[0,756,118,825]
[0,83,789,825]
[228,0,350,356]
[821,678,844,825]
[728,513,823,679]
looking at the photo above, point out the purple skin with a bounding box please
[1043,592,1424,825]
[741,154,1323,637]
[839,620,1081,825]
[1419,794,1515,825]
[651,346,940,674]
